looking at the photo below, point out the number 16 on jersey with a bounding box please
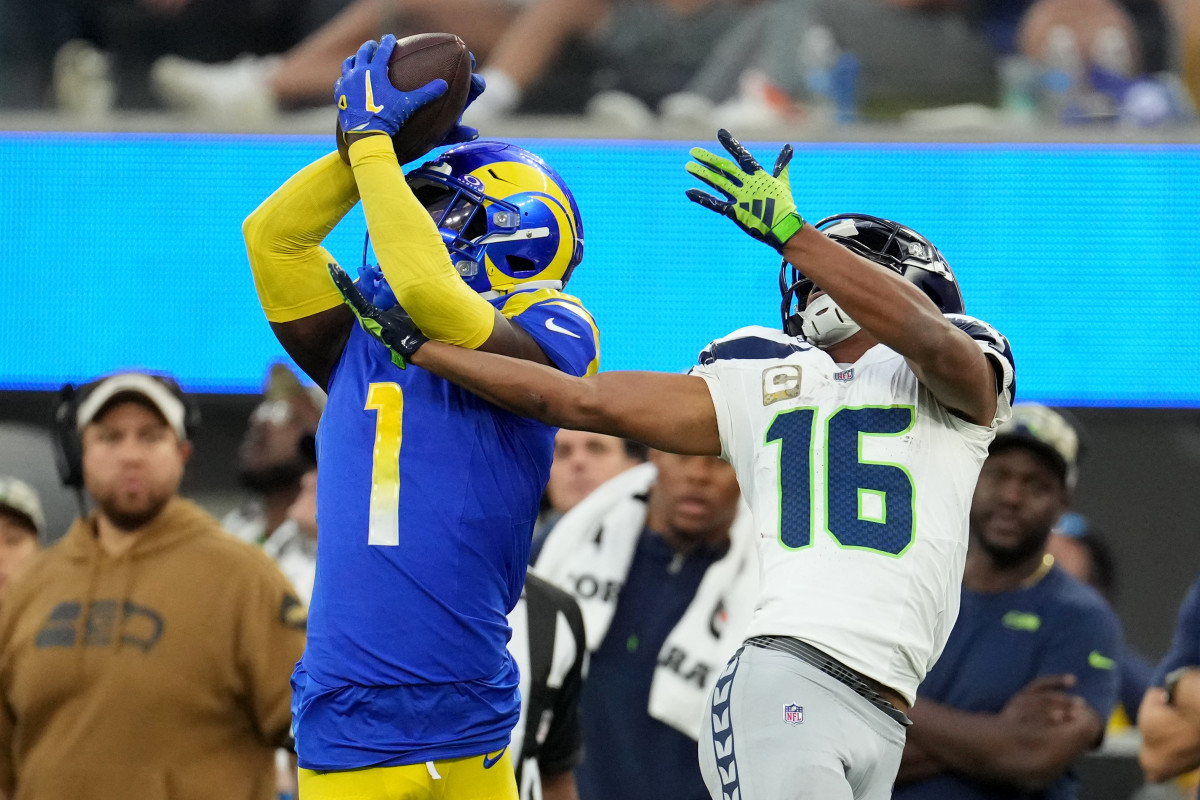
[766,404,916,557]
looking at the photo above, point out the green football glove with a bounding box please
[685,128,805,253]
[328,263,428,369]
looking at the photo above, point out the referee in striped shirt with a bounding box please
[509,573,588,800]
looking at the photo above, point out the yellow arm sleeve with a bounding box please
[243,152,360,323]
[347,135,495,349]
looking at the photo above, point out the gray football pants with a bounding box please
[698,643,906,800]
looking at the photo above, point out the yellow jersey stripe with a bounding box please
[499,290,600,376]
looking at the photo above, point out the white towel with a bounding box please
[533,462,759,738]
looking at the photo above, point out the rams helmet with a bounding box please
[780,214,964,337]
[405,141,585,295]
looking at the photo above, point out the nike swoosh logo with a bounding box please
[364,72,384,114]
[1089,650,1115,670]
[482,746,507,769]
[1001,611,1040,632]
[545,318,581,338]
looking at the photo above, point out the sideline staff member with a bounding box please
[0,371,306,800]
[0,477,44,598]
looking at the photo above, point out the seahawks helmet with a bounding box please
[405,141,585,294]
[780,214,964,337]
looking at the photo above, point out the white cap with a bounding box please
[76,372,189,441]
[0,475,45,535]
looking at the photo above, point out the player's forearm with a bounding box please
[412,343,721,455]
[244,151,360,322]
[347,135,495,348]
[1139,688,1200,781]
[782,225,996,423]
[907,699,1083,789]
[413,340,605,429]
[782,225,947,351]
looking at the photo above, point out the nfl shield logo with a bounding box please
[833,369,854,382]
[783,703,804,725]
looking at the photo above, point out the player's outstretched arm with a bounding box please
[326,263,706,449]
[413,340,721,456]
[780,226,998,425]
[686,130,997,425]
[243,152,362,390]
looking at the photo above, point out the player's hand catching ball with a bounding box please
[685,129,805,253]
[440,54,487,146]
[328,263,429,370]
[335,34,448,139]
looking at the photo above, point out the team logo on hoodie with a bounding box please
[35,600,163,651]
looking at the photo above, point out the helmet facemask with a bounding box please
[408,170,523,286]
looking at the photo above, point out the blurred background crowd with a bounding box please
[1,0,1198,130]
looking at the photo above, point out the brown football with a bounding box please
[336,32,472,166]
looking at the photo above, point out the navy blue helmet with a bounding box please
[780,214,964,336]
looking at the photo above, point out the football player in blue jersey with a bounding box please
[335,129,1018,800]
[243,35,597,800]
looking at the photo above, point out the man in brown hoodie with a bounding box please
[0,372,308,800]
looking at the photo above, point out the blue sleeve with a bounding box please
[509,299,599,379]
[1040,597,1122,720]
[1153,575,1200,683]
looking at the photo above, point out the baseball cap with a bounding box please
[75,372,190,441]
[991,403,1081,489]
[0,476,45,535]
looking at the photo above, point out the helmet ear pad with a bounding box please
[479,190,579,290]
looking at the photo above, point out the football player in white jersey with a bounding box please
[328,129,1016,800]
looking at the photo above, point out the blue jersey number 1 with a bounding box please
[766,406,915,556]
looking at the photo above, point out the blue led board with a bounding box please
[1,133,1196,405]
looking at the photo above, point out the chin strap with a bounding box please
[799,294,861,347]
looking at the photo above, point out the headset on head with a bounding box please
[51,374,200,490]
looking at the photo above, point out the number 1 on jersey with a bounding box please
[365,382,403,546]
